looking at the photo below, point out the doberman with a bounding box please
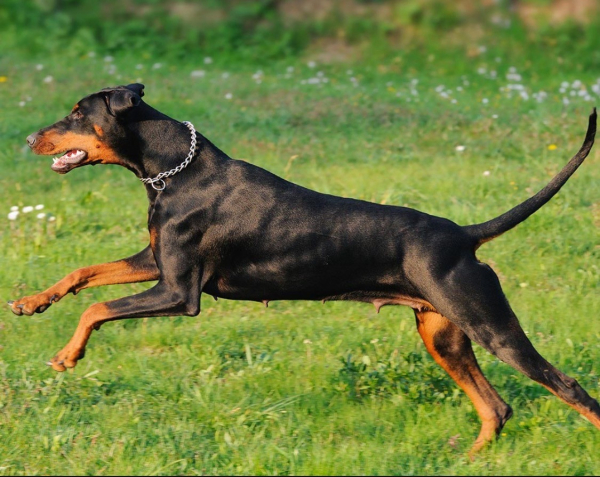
[10,84,600,455]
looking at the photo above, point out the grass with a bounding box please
[1,34,600,475]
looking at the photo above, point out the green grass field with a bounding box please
[1,26,600,475]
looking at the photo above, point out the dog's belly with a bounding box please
[203,279,433,312]
[200,255,432,311]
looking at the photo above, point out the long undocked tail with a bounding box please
[464,108,596,245]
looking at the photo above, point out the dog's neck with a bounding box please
[119,104,202,181]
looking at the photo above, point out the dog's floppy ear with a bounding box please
[104,84,144,116]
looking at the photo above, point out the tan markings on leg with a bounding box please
[50,303,112,371]
[11,259,159,315]
[34,131,122,165]
[149,226,158,249]
[416,311,512,457]
[67,260,159,292]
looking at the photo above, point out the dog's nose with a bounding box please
[26,133,38,148]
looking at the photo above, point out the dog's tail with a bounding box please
[464,108,596,246]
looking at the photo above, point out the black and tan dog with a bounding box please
[10,84,600,454]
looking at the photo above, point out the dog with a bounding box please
[10,83,600,455]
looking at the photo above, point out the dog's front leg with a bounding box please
[48,273,202,371]
[9,246,158,316]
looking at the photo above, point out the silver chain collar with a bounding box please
[140,121,197,191]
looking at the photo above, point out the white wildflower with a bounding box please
[455,145,466,152]
[8,211,19,220]
[22,206,34,213]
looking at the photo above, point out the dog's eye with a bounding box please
[72,111,83,120]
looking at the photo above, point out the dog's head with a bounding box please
[26,83,145,174]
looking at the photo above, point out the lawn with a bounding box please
[1,12,600,475]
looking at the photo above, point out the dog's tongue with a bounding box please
[51,149,87,172]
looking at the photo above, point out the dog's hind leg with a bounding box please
[415,310,512,456]
[424,260,600,438]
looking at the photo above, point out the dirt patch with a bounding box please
[277,0,392,24]
[592,202,600,229]
[517,0,599,28]
[307,38,361,64]
[167,2,226,26]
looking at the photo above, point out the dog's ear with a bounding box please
[104,84,144,116]
[125,83,145,98]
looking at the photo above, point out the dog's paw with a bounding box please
[46,346,85,372]
[8,293,60,316]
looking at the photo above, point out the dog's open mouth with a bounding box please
[51,149,88,173]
